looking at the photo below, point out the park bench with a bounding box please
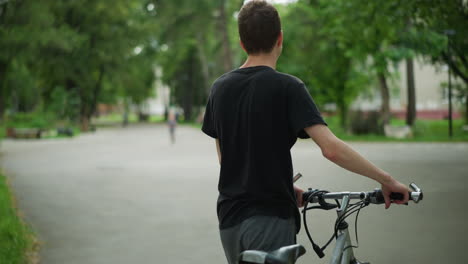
[6,128,42,139]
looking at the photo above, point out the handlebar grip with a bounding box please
[371,190,410,204]
[389,192,404,201]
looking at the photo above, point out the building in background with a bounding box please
[352,59,462,119]
[146,67,170,116]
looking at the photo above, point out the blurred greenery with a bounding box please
[92,113,165,127]
[0,173,36,264]
[0,0,466,138]
[188,116,468,142]
[5,112,55,130]
[326,116,468,142]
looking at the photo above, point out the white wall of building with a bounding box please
[352,58,450,112]
[397,59,448,111]
[146,67,170,116]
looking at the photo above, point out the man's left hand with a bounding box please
[294,185,304,208]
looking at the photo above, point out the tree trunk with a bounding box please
[183,55,195,121]
[0,63,6,121]
[378,72,391,125]
[406,58,416,126]
[339,106,348,129]
[80,115,90,132]
[90,66,105,118]
[196,33,211,96]
[76,80,92,132]
[122,97,129,127]
[79,67,104,131]
[465,93,468,125]
[217,0,233,72]
[79,101,90,131]
[337,94,348,129]
[0,86,4,121]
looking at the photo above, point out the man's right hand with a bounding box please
[381,178,410,209]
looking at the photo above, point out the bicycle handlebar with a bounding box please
[300,183,423,260]
[302,183,423,205]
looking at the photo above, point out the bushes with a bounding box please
[349,110,384,135]
[5,112,56,130]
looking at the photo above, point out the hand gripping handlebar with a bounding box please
[368,182,423,204]
[303,183,424,205]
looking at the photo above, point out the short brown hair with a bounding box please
[238,0,281,55]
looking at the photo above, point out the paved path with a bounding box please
[1,124,467,264]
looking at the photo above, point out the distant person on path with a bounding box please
[168,109,177,144]
[201,1,410,263]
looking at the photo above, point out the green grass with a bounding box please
[0,173,36,264]
[92,113,165,126]
[5,112,55,130]
[40,127,81,139]
[0,124,5,140]
[92,113,137,124]
[186,116,468,142]
[325,115,468,142]
[149,115,165,123]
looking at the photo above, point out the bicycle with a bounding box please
[238,182,423,264]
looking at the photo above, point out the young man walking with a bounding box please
[202,1,409,263]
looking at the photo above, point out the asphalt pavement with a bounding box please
[1,124,467,264]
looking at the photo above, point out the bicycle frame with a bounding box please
[328,195,366,264]
[238,183,422,264]
[330,228,354,264]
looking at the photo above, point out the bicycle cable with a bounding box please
[303,192,370,258]
[302,190,330,258]
[333,200,368,253]
[342,204,364,252]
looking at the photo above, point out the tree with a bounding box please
[279,1,371,128]
[37,0,153,130]
[406,57,416,126]
[413,0,468,123]
[151,0,241,120]
[109,47,156,121]
[0,0,63,120]
[323,0,414,126]
[282,0,447,130]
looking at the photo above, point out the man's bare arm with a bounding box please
[305,124,409,208]
[216,139,221,165]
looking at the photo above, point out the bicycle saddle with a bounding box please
[239,244,306,264]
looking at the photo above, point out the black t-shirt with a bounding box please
[202,66,326,233]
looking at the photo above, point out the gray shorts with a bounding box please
[219,216,296,264]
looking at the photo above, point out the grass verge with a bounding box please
[325,116,468,142]
[187,117,468,142]
[0,173,39,264]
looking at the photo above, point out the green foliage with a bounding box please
[0,124,4,140]
[45,87,80,122]
[152,0,243,120]
[5,112,56,130]
[326,116,468,142]
[0,0,466,132]
[1,0,160,129]
[279,0,451,128]
[5,61,39,113]
[0,174,35,264]
[413,0,468,84]
[279,1,374,128]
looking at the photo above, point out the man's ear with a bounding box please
[240,40,247,53]
[277,31,283,48]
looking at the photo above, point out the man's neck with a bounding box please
[240,53,278,69]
